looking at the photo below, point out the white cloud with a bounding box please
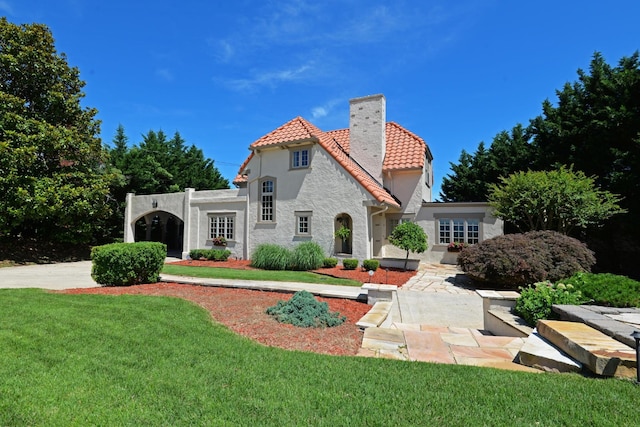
[0,1,13,14]
[224,62,314,92]
[311,98,341,119]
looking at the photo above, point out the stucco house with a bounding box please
[124,94,502,265]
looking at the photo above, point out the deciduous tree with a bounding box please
[0,18,116,243]
[389,222,428,270]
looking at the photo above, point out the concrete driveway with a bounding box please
[0,261,98,290]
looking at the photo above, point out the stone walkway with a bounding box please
[359,263,540,372]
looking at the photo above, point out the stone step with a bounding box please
[537,320,637,378]
[356,301,393,330]
[517,329,582,373]
[553,304,639,348]
[486,308,534,337]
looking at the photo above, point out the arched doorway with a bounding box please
[334,213,353,255]
[133,211,184,257]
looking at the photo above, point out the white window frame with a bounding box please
[438,218,480,245]
[259,178,276,222]
[295,211,312,236]
[209,214,235,241]
[290,147,310,169]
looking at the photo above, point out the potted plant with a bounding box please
[334,225,351,253]
[212,236,227,247]
[447,241,468,252]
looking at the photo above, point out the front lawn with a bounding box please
[1,289,639,426]
[162,264,362,287]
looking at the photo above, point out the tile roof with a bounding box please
[235,117,428,206]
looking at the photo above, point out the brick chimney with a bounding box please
[349,94,386,183]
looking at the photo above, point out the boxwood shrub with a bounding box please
[189,248,231,261]
[322,257,338,268]
[457,230,595,289]
[362,259,379,271]
[91,242,166,286]
[342,258,359,270]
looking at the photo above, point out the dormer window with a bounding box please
[290,147,310,169]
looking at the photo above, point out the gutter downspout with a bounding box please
[369,205,389,259]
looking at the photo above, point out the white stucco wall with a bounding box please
[245,143,382,261]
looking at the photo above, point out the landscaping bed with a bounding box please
[62,283,371,356]
[172,259,416,286]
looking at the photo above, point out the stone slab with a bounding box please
[356,301,393,329]
[518,330,582,373]
[537,320,636,378]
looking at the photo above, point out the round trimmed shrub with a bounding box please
[323,257,338,268]
[291,241,325,271]
[266,290,346,328]
[342,258,358,270]
[251,244,292,270]
[362,259,379,271]
[457,230,595,289]
[91,242,166,286]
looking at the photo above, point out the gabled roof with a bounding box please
[234,117,428,207]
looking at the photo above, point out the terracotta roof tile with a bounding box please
[237,116,427,207]
[383,122,428,171]
[232,152,254,185]
[250,116,319,149]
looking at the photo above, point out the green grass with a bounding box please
[162,264,362,287]
[1,289,640,426]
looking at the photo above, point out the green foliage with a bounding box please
[562,272,640,307]
[362,259,379,271]
[440,125,534,202]
[0,19,118,244]
[342,258,359,270]
[334,225,351,241]
[91,242,166,286]
[189,248,231,261]
[458,231,596,289]
[265,290,345,328]
[489,166,625,234]
[389,222,428,270]
[514,281,588,326]
[251,244,293,270]
[291,241,325,271]
[322,257,338,268]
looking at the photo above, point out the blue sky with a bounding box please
[3,1,639,199]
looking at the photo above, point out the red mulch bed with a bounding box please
[171,259,417,287]
[60,261,417,356]
[62,283,371,356]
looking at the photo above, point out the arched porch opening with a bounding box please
[133,211,184,257]
[334,213,353,255]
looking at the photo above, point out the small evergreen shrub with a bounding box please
[291,241,325,271]
[91,242,166,286]
[342,258,358,270]
[205,249,231,261]
[251,244,292,270]
[189,249,206,260]
[322,257,338,268]
[362,259,379,271]
[457,230,595,289]
[265,290,346,328]
[562,272,640,307]
[514,281,588,326]
[189,249,231,261]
